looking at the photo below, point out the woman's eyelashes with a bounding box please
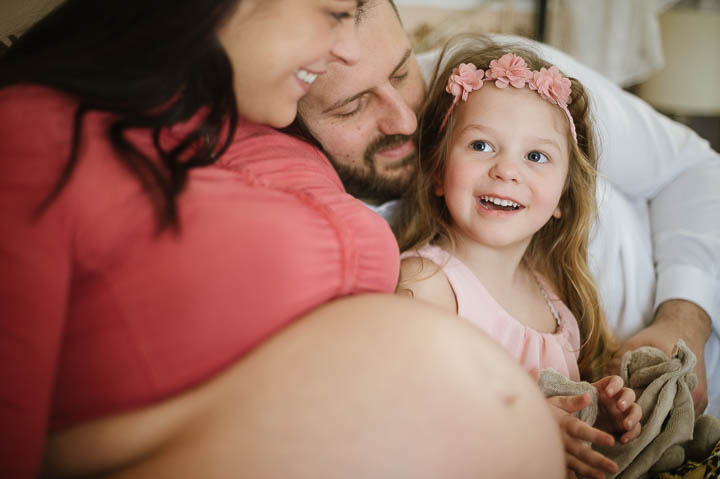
[391,71,409,83]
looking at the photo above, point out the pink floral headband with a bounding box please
[440,53,577,143]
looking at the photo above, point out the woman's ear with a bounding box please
[552,205,562,219]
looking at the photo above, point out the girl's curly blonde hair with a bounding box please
[394,34,616,381]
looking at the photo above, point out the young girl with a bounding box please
[395,38,642,479]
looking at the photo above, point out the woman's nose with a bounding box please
[328,18,360,66]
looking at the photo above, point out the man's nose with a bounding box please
[376,87,418,136]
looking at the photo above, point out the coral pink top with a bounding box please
[402,244,581,381]
[0,85,399,477]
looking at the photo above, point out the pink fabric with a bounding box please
[402,244,581,381]
[486,53,533,89]
[0,85,399,476]
[528,66,572,107]
[441,54,577,142]
[446,63,484,102]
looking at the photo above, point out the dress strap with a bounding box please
[532,273,562,327]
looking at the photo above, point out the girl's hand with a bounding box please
[592,375,642,444]
[547,394,618,479]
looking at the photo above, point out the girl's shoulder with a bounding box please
[400,242,453,263]
[398,245,457,315]
[399,243,450,283]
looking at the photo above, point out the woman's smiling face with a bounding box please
[217,0,361,128]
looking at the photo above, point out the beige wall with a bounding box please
[0,0,63,44]
[1,1,535,50]
[397,5,535,53]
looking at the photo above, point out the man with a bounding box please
[295,0,720,417]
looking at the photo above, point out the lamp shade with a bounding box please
[637,8,720,116]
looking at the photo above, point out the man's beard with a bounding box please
[329,134,416,204]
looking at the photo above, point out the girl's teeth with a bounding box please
[481,195,519,208]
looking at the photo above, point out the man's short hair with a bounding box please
[361,0,400,23]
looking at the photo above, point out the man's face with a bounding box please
[297,0,426,203]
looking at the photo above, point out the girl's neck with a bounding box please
[439,230,531,290]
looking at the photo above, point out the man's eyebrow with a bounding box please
[355,0,369,25]
[322,48,412,114]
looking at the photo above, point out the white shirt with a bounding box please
[409,36,720,417]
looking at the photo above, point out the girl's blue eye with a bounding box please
[527,151,548,163]
[471,141,493,152]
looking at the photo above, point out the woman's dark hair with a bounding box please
[0,0,242,229]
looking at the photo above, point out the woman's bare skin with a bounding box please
[43,295,565,479]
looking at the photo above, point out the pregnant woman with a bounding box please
[0,1,563,477]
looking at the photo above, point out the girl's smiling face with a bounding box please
[217,0,361,128]
[438,83,571,251]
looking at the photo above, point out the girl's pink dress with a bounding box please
[402,244,581,381]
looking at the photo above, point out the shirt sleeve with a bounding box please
[0,87,74,477]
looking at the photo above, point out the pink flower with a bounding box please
[529,66,572,106]
[486,53,533,89]
[446,63,484,102]
[439,56,578,143]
